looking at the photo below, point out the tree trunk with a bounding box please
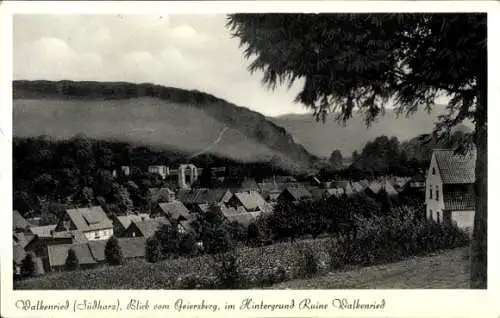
[470,81,487,289]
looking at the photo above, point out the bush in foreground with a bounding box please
[105,236,124,266]
[65,248,80,271]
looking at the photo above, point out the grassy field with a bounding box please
[14,238,332,290]
[272,246,471,289]
[15,236,470,290]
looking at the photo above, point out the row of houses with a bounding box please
[12,187,275,274]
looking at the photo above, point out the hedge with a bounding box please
[15,218,469,290]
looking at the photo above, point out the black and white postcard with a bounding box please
[1,1,499,318]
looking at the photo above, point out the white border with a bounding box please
[1,1,499,318]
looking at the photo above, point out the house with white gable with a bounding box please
[426,149,476,233]
[57,206,114,241]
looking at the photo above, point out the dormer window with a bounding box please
[432,168,436,175]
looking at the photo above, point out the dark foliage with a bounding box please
[21,253,36,278]
[215,252,242,289]
[65,248,80,271]
[145,235,163,263]
[104,236,124,266]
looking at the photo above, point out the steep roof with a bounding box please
[65,206,113,232]
[433,149,476,184]
[115,214,150,230]
[158,201,191,220]
[443,185,475,211]
[196,203,210,214]
[13,210,31,231]
[196,189,232,204]
[177,188,231,205]
[215,204,247,218]
[132,217,171,238]
[47,243,96,267]
[232,191,268,211]
[29,225,57,238]
[309,187,326,201]
[118,237,146,258]
[366,180,398,196]
[179,219,196,234]
[281,186,312,201]
[13,231,35,248]
[149,187,174,202]
[87,240,107,262]
[47,237,147,267]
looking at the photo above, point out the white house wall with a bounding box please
[426,154,444,221]
[84,228,114,241]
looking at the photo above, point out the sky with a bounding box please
[13,14,308,117]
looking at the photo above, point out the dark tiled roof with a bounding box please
[47,237,148,268]
[443,185,475,211]
[149,187,175,202]
[215,204,247,218]
[196,204,210,213]
[87,240,107,262]
[232,191,268,211]
[158,201,191,220]
[66,206,113,232]
[118,237,146,258]
[29,225,57,238]
[177,188,231,205]
[132,217,171,238]
[365,180,398,196]
[47,243,96,267]
[434,149,476,184]
[13,210,30,231]
[196,189,232,204]
[282,186,312,201]
[13,231,35,249]
[115,214,150,230]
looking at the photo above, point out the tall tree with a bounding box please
[329,149,343,169]
[105,236,124,266]
[227,13,486,288]
[65,248,80,271]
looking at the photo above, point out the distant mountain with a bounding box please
[270,106,474,158]
[13,80,317,172]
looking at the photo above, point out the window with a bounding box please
[429,209,433,220]
[429,185,433,199]
[432,167,436,175]
[437,212,441,223]
[435,186,439,201]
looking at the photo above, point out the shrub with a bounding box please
[247,222,262,247]
[297,245,319,278]
[105,236,124,266]
[215,252,242,289]
[13,261,20,281]
[65,248,79,271]
[21,253,36,278]
[174,273,218,289]
[145,235,162,263]
[203,227,233,255]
